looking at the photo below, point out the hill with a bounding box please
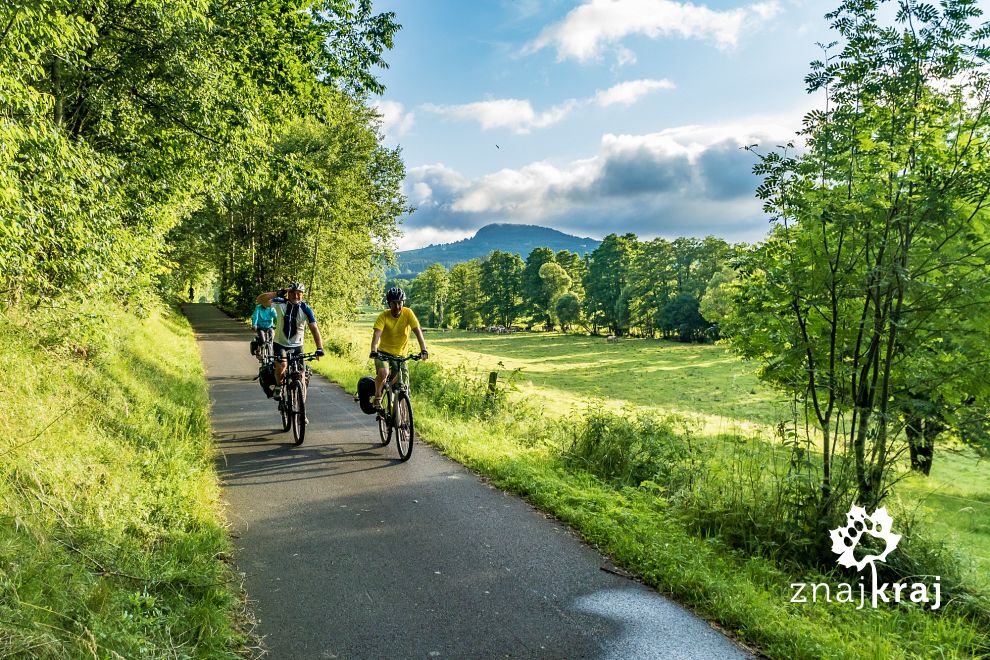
[393,223,601,276]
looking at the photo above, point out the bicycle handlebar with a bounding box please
[374,351,422,362]
[286,352,321,362]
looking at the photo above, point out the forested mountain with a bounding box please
[394,223,600,276]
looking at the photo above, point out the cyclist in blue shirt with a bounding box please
[256,282,325,398]
[252,300,277,349]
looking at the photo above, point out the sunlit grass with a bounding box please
[316,315,990,658]
[0,305,244,657]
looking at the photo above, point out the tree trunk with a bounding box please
[906,413,940,476]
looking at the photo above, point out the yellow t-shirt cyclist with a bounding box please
[369,287,429,408]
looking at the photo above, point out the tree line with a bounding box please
[392,234,738,342]
[1,0,406,326]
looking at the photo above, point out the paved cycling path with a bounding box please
[185,303,750,659]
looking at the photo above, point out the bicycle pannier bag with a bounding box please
[250,339,259,356]
[357,376,377,414]
[259,363,276,398]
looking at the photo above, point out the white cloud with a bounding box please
[372,100,415,137]
[422,98,579,134]
[401,111,803,247]
[593,79,675,106]
[527,0,782,62]
[421,79,675,133]
[396,226,474,251]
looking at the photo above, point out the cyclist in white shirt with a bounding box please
[256,282,325,398]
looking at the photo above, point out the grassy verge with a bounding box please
[0,303,244,658]
[312,325,989,659]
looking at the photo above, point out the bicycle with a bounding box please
[255,328,274,364]
[276,351,317,445]
[372,352,421,462]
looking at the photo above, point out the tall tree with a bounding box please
[555,292,583,332]
[726,0,990,511]
[538,262,572,331]
[625,237,677,337]
[448,260,483,329]
[555,249,587,297]
[521,247,557,328]
[480,250,523,327]
[583,233,636,334]
[410,263,450,328]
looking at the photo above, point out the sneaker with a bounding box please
[371,396,383,411]
[273,386,282,400]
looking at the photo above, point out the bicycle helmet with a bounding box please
[385,286,405,302]
[287,282,305,292]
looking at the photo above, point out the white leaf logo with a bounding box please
[829,505,901,571]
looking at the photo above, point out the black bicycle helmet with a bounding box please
[385,286,405,302]
[287,282,305,292]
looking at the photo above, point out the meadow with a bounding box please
[316,314,990,657]
[427,326,990,584]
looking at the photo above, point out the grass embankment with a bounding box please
[315,318,990,659]
[0,303,244,657]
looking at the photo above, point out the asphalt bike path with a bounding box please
[185,304,750,659]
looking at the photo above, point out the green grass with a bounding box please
[339,315,787,431]
[314,316,990,659]
[898,455,990,593]
[0,303,245,658]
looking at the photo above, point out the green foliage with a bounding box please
[479,250,524,327]
[569,407,697,489]
[315,316,990,659]
[0,302,242,657]
[409,263,449,327]
[447,260,483,329]
[411,360,523,419]
[554,291,583,332]
[520,247,557,328]
[582,233,636,334]
[659,293,707,342]
[182,102,407,319]
[418,233,736,338]
[727,0,990,510]
[699,266,737,339]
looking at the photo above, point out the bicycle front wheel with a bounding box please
[290,381,306,445]
[377,390,391,446]
[279,392,291,432]
[395,391,414,462]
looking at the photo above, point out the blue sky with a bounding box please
[369,0,987,250]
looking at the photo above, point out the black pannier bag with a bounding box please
[357,376,377,414]
[258,363,276,398]
[250,339,259,356]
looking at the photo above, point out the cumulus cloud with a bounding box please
[372,100,415,137]
[399,113,800,248]
[527,0,781,62]
[396,226,475,251]
[593,79,676,107]
[422,98,579,134]
[421,79,674,133]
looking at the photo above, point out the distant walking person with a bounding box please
[369,287,428,409]
[188,285,194,302]
[256,283,325,398]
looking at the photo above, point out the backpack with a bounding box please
[258,363,276,398]
[357,376,377,414]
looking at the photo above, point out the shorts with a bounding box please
[375,355,409,388]
[274,343,302,361]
